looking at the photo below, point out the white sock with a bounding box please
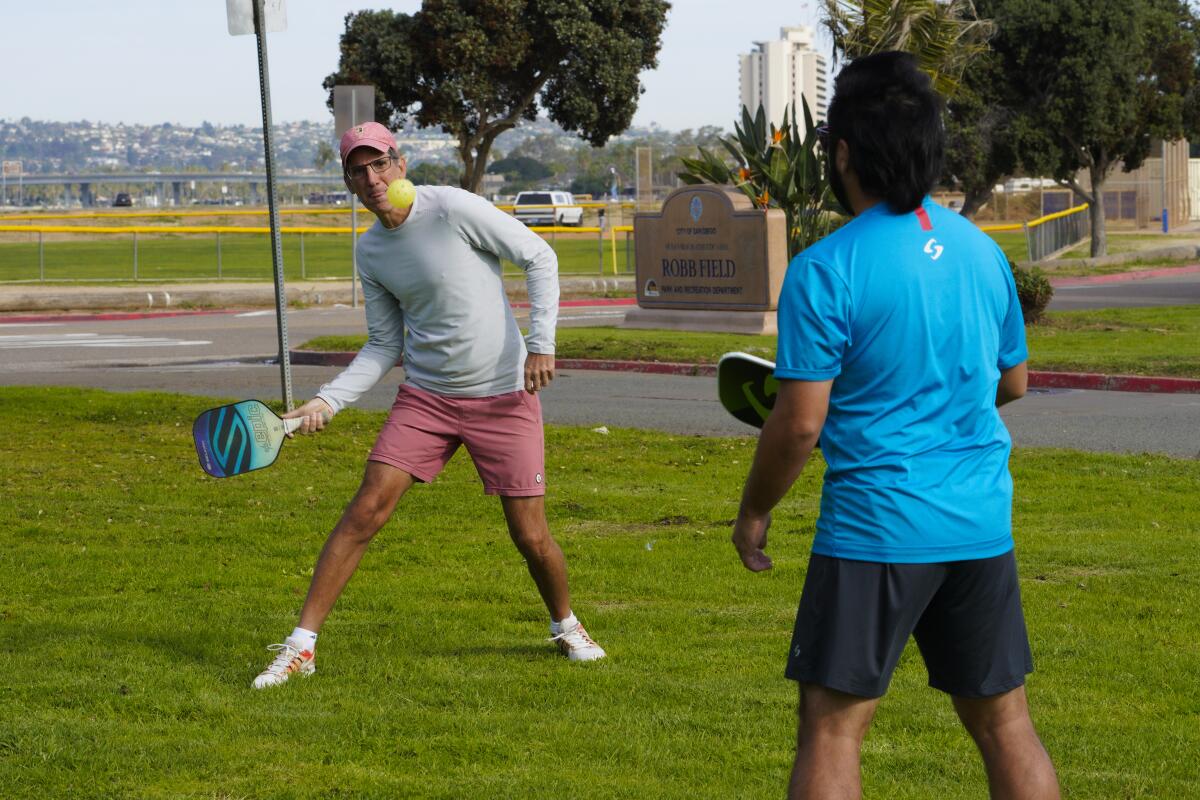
[288,626,318,650]
[551,613,578,635]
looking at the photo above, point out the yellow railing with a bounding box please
[979,202,1089,233]
[0,200,639,222]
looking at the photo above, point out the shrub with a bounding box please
[1010,260,1053,323]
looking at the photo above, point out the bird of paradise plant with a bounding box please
[678,99,836,259]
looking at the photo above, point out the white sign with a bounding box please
[334,86,375,140]
[1,161,21,176]
[226,0,286,36]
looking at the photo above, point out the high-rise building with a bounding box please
[739,26,828,130]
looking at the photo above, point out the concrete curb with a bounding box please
[287,352,1200,395]
[1049,264,1200,287]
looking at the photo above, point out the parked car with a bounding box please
[112,192,133,207]
[513,190,583,226]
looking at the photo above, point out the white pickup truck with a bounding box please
[512,190,584,227]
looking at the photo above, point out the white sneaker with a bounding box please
[550,621,606,662]
[251,639,316,689]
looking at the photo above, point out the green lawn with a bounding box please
[0,232,633,282]
[1,387,1197,798]
[1057,233,1196,260]
[300,305,1200,379]
[984,229,1029,262]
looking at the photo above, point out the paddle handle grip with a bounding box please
[282,412,331,435]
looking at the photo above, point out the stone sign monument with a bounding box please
[624,185,788,334]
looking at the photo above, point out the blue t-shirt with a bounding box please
[776,197,1027,563]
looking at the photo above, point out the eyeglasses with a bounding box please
[344,154,396,182]
[816,125,832,149]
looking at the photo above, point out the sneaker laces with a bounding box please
[261,642,304,675]
[549,625,597,648]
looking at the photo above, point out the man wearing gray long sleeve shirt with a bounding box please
[252,123,605,689]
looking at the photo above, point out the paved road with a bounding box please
[1,307,1196,459]
[1048,272,1200,310]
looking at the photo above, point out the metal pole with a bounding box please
[1162,139,1169,234]
[351,197,359,305]
[254,0,294,410]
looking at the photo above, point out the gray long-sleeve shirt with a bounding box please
[316,186,559,410]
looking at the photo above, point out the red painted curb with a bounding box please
[287,353,1198,394]
[0,309,242,324]
[1050,264,1200,287]
[1028,370,1200,394]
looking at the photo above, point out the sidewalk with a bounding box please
[0,276,636,313]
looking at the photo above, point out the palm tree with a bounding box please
[820,0,994,99]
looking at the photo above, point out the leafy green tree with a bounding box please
[486,154,555,192]
[941,50,1018,219]
[407,161,463,186]
[324,0,669,193]
[987,0,1200,255]
[313,141,337,172]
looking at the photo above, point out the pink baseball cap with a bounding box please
[339,122,397,164]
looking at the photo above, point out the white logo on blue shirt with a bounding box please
[923,238,944,260]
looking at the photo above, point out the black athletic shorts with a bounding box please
[785,550,1033,699]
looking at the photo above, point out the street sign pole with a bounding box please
[250,0,293,410]
[333,85,375,310]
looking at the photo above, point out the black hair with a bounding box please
[826,51,944,213]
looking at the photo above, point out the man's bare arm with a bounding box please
[997,362,1028,407]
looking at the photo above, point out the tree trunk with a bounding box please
[1087,165,1107,257]
[457,139,477,192]
[959,185,993,220]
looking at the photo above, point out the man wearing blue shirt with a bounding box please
[732,53,1059,799]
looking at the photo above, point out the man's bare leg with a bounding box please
[499,495,570,621]
[788,684,880,800]
[297,461,415,631]
[953,686,1060,800]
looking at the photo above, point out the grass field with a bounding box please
[0,224,1189,283]
[1,387,1197,798]
[984,229,1029,262]
[0,231,633,282]
[301,305,1200,379]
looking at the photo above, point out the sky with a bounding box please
[0,0,832,133]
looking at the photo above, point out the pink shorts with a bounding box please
[369,384,546,496]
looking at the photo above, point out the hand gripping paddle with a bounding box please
[717,352,779,429]
[192,400,303,478]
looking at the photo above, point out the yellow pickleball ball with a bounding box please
[386,178,416,208]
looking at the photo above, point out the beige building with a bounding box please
[1069,140,1193,228]
[739,26,829,130]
